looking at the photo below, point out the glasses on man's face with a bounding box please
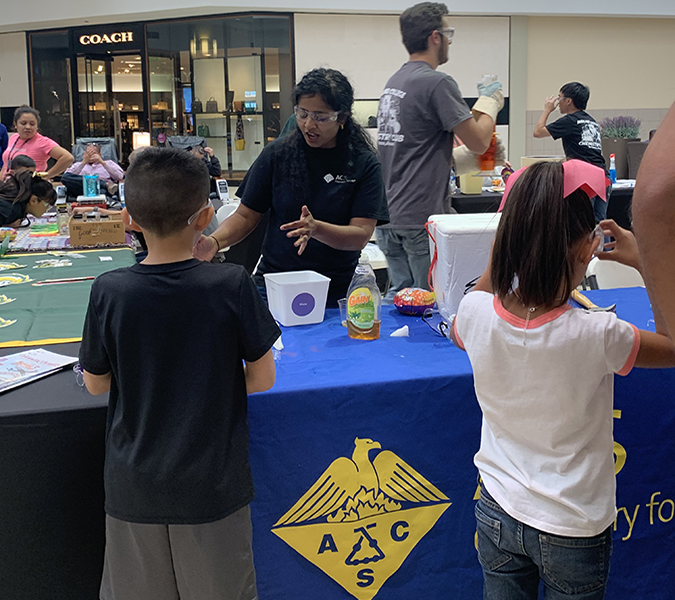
[437,27,455,41]
[294,106,340,124]
[187,198,213,225]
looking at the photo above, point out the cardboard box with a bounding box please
[69,213,126,247]
[428,213,501,322]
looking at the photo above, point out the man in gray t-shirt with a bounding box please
[377,2,504,301]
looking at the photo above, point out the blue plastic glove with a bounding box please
[477,80,503,98]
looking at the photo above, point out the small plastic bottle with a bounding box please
[449,167,457,194]
[346,256,382,340]
[56,199,69,235]
[609,153,617,184]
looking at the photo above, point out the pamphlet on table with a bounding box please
[0,348,78,393]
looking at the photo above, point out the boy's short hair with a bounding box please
[9,155,36,171]
[400,2,449,55]
[560,82,590,111]
[124,147,210,237]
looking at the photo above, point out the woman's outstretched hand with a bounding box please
[280,205,317,255]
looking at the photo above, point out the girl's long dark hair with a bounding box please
[491,161,596,307]
[0,170,56,206]
[280,68,375,203]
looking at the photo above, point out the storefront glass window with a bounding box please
[29,31,74,152]
[147,15,292,180]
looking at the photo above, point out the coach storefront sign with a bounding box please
[79,32,134,45]
[74,25,143,51]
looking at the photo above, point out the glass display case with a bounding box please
[148,15,292,182]
[149,55,179,143]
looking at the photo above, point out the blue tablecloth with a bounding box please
[249,287,675,600]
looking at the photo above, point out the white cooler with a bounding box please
[428,213,501,322]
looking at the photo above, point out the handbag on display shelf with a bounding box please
[156,100,169,111]
[235,114,245,151]
[197,123,211,138]
[191,97,203,113]
[205,97,219,113]
[94,101,107,111]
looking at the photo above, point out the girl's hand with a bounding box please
[280,205,316,255]
[597,219,641,271]
[193,234,218,261]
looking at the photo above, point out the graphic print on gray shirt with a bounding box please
[377,61,472,229]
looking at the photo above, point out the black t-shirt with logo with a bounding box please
[80,259,280,524]
[237,137,389,302]
[546,111,607,171]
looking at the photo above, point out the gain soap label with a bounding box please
[348,287,375,330]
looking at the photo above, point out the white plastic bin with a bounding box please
[263,270,331,326]
[428,213,501,323]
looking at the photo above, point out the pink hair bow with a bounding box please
[498,159,609,212]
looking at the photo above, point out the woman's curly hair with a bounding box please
[279,68,375,203]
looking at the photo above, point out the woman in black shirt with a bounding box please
[193,68,388,303]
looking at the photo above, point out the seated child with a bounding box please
[0,169,56,227]
[451,160,675,600]
[79,146,280,600]
[6,154,36,179]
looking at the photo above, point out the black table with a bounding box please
[0,342,107,600]
[452,187,634,231]
[451,190,502,214]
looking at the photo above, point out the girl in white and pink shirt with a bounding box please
[451,159,675,600]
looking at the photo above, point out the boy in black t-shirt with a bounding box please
[533,81,610,222]
[80,147,280,600]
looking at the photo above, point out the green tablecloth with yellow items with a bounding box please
[0,248,135,348]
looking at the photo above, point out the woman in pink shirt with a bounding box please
[0,106,73,180]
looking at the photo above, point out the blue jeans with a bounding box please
[375,228,431,302]
[476,486,612,600]
[592,184,612,224]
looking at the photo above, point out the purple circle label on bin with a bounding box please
[292,292,315,317]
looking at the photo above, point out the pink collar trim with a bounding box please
[493,295,572,329]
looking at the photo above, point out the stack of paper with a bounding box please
[0,348,78,393]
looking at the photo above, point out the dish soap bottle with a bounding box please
[347,256,381,340]
[609,153,617,184]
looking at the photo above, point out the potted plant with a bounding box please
[599,115,642,179]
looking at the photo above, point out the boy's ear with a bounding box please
[193,205,215,232]
[121,207,142,232]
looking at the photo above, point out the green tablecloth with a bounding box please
[0,248,135,348]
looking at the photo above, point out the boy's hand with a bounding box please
[544,95,558,112]
[597,219,641,271]
[193,234,218,261]
[280,205,316,255]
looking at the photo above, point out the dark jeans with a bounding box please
[476,486,612,600]
[592,184,612,224]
